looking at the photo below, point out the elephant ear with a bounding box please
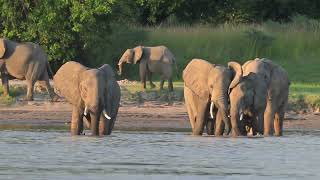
[183,59,212,99]
[228,61,243,93]
[53,61,88,107]
[133,46,143,64]
[0,39,6,58]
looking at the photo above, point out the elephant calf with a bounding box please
[0,38,58,101]
[183,59,242,136]
[118,45,177,91]
[54,61,121,136]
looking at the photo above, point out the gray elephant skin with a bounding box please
[118,45,176,91]
[229,58,290,136]
[183,59,242,136]
[0,38,58,101]
[53,61,121,136]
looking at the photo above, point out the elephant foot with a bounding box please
[274,133,282,137]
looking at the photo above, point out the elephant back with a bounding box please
[54,61,88,106]
[183,59,214,99]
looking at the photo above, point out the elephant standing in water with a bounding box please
[229,58,290,136]
[118,45,176,91]
[0,38,58,101]
[54,61,121,136]
[183,59,242,136]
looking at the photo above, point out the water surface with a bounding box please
[0,130,319,179]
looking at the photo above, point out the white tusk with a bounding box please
[103,110,111,120]
[240,113,244,121]
[210,102,214,119]
[84,106,88,116]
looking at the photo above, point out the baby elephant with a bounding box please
[54,61,121,136]
[118,45,176,91]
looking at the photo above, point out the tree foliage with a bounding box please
[0,0,114,69]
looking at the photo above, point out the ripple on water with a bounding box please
[0,130,320,179]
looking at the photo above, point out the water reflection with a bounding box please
[0,130,319,179]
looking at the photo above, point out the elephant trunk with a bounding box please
[216,95,231,135]
[117,62,123,75]
[230,101,245,136]
[90,113,100,136]
[228,61,243,92]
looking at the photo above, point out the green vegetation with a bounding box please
[0,85,25,105]
[114,16,320,83]
[0,1,319,110]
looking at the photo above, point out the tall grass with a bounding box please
[95,15,320,83]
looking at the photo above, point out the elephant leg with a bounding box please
[99,116,106,136]
[147,71,156,88]
[160,78,165,90]
[274,103,286,136]
[168,78,173,91]
[38,72,59,101]
[139,62,147,89]
[71,106,83,135]
[1,73,9,96]
[25,80,35,101]
[193,100,208,135]
[184,87,195,131]
[264,101,276,136]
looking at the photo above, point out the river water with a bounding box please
[0,130,320,179]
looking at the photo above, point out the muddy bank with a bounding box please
[0,98,319,132]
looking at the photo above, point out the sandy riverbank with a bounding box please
[0,97,319,133]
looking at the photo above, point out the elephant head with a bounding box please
[229,72,268,136]
[183,59,242,135]
[54,61,118,136]
[117,46,143,75]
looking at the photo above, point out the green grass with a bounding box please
[289,83,320,111]
[97,16,320,83]
[0,85,25,105]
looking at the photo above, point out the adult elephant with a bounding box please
[229,58,290,136]
[0,38,58,101]
[183,59,242,136]
[117,45,176,91]
[54,61,121,136]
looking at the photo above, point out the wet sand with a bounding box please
[0,97,319,132]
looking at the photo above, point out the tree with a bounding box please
[0,0,114,69]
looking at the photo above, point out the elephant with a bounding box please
[53,61,121,136]
[0,38,58,101]
[229,58,290,136]
[117,45,176,91]
[183,59,242,136]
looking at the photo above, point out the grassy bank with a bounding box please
[92,16,320,84]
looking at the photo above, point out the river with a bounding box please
[0,130,319,179]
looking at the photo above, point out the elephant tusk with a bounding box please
[210,102,214,119]
[103,110,111,120]
[84,106,88,116]
[239,113,244,121]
